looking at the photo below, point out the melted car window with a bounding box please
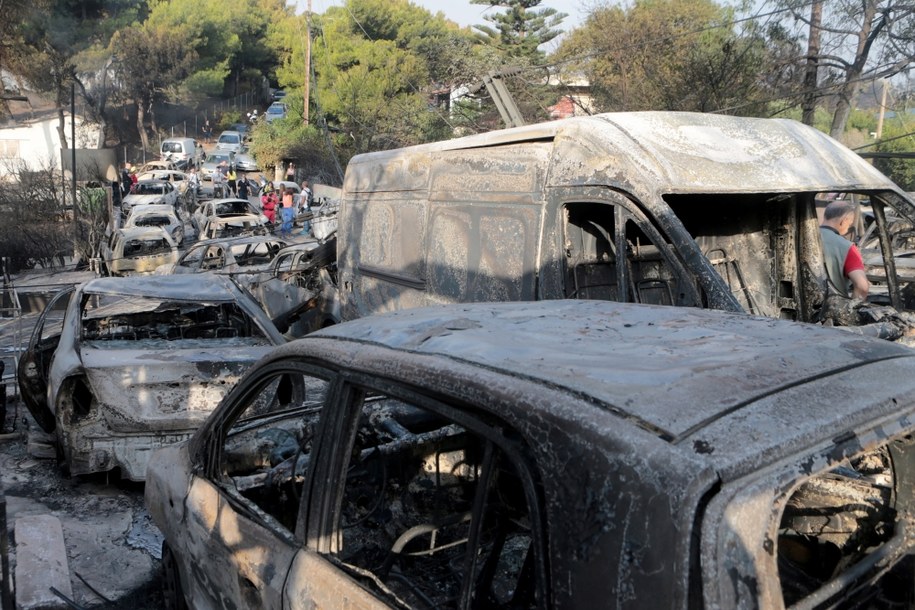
[334,395,538,608]
[123,238,171,257]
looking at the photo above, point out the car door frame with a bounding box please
[16,286,75,432]
[180,358,343,608]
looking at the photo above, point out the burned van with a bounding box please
[337,111,915,337]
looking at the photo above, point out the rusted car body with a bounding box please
[146,299,915,608]
[100,226,180,276]
[232,239,340,338]
[121,179,179,217]
[122,203,187,246]
[17,275,284,480]
[338,111,915,337]
[155,235,289,275]
[193,197,269,238]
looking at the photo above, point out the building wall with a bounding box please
[0,115,101,179]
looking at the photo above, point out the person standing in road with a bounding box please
[237,175,250,200]
[820,200,869,299]
[280,186,295,235]
[299,180,313,236]
[203,118,212,144]
[286,162,295,182]
[261,182,278,225]
[187,167,201,209]
[120,163,132,198]
[226,166,238,197]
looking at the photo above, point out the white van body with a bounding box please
[160,137,204,170]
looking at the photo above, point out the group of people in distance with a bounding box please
[260,179,313,236]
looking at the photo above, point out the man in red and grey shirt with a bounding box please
[819,200,869,299]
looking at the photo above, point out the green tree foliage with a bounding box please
[305,0,473,164]
[145,0,287,103]
[555,0,783,115]
[471,0,566,62]
[873,120,915,191]
[110,24,198,151]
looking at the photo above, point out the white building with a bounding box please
[0,94,106,180]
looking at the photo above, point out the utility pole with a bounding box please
[876,79,889,140]
[469,68,525,129]
[801,0,823,126]
[303,0,311,126]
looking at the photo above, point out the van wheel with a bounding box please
[162,542,189,610]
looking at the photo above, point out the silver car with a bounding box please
[215,130,244,154]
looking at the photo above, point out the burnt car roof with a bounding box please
[289,300,915,476]
[345,111,900,196]
[80,274,245,301]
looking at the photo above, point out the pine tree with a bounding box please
[471,0,567,62]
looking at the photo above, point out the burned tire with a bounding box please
[161,541,188,610]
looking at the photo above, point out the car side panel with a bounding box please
[180,477,298,610]
[284,552,389,610]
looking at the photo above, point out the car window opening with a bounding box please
[81,299,268,343]
[777,442,912,608]
[333,395,537,609]
[124,238,172,257]
[221,372,331,533]
[564,202,684,307]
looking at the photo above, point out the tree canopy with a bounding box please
[471,0,566,61]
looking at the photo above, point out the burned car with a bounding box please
[155,235,289,275]
[147,299,915,608]
[122,203,188,246]
[100,226,179,276]
[121,179,179,217]
[193,197,268,235]
[17,275,284,480]
[338,111,915,341]
[232,238,339,337]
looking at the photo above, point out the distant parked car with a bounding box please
[146,299,915,609]
[265,102,287,123]
[228,123,251,142]
[17,274,284,480]
[215,130,244,154]
[272,89,287,102]
[100,226,180,276]
[155,235,289,275]
[122,203,187,246]
[160,137,204,170]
